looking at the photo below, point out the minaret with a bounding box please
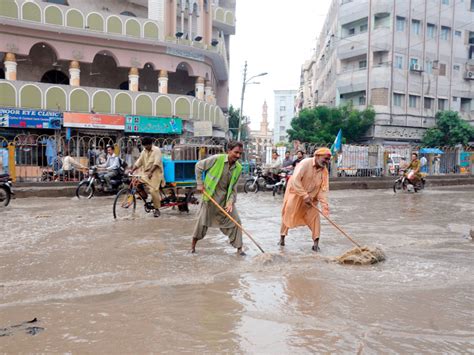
[260,100,269,136]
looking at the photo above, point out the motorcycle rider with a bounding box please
[292,150,305,169]
[97,145,121,191]
[264,151,282,183]
[404,152,422,187]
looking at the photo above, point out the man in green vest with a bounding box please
[191,141,245,255]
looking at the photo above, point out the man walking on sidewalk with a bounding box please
[279,147,331,252]
[191,141,245,255]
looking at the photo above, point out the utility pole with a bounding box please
[237,61,248,142]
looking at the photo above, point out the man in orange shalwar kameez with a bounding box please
[279,147,332,252]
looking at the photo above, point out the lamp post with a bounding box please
[236,61,268,141]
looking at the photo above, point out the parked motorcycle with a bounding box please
[272,169,292,196]
[0,173,14,207]
[393,170,426,193]
[76,166,127,199]
[244,166,286,193]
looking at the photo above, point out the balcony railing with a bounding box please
[0,80,227,130]
[0,0,229,75]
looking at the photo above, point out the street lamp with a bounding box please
[236,61,268,141]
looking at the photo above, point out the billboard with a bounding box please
[125,115,182,134]
[0,108,61,129]
[63,113,125,130]
[193,121,213,137]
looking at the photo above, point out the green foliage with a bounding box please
[287,104,375,144]
[227,105,249,141]
[422,111,474,146]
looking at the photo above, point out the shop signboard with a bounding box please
[0,108,61,129]
[63,113,125,130]
[125,115,182,134]
[194,121,213,137]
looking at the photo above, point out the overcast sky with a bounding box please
[228,0,332,130]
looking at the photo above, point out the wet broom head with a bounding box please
[334,246,385,265]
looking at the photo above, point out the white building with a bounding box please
[273,89,297,143]
[299,0,474,144]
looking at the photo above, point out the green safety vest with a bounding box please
[203,154,242,203]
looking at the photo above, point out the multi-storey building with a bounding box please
[300,0,474,144]
[0,0,235,139]
[273,89,297,143]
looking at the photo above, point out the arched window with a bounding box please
[120,11,136,17]
[45,0,69,5]
[41,70,69,85]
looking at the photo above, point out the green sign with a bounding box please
[125,115,182,134]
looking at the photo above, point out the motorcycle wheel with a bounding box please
[76,181,95,199]
[244,179,259,193]
[393,179,402,193]
[113,188,136,219]
[272,185,283,196]
[0,186,11,207]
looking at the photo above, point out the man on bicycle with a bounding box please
[131,136,164,218]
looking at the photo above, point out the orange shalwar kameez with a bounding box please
[280,157,329,240]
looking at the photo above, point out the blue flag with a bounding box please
[331,129,342,155]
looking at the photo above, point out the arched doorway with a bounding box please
[168,62,195,96]
[119,81,129,90]
[0,68,4,79]
[41,70,69,85]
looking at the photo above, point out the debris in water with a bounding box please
[35,215,51,219]
[333,246,385,265]
[253,253,284,265]
[25,327,44,336]
[0,318,43,337]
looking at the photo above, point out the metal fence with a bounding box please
[0,134,472,182]
[0,134,225,182]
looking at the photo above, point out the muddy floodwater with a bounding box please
[1,186,473,353]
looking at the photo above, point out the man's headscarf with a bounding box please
[315,147,332,156]
[314,147,331,192]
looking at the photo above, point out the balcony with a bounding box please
[337,68,368,94]
[0,0,229,80]
[213,6,235,34]
[0,80,227,130]
[337,33,368,60]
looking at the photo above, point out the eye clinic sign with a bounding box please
[0,108,62,129]
[63,113,125,130]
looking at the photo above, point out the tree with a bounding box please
[422,111,474,146]
[227,105,249,141]
[287,104,375,144]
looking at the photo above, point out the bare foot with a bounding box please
[237,248,246,256]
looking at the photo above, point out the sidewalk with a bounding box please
[11,175,474,198]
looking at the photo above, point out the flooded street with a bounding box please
[1,186,473,353]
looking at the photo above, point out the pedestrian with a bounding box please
[282,151,293,168]
[131,137,165,218]
[191,141,245,255]
[279,147,332,252]
[434,155,440,175]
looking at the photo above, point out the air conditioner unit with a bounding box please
[465,71,474,80]
[411,64,423,72]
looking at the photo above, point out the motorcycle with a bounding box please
[244,166,285,193]
[393,170,426,193]
[76,166,127,199]
[0,173,14,207]
[272,169,292,196]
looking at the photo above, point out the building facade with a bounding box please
[273,89,297,143]
[299,0,474,144]
[0,0,236,139]
[248,100,273,163]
